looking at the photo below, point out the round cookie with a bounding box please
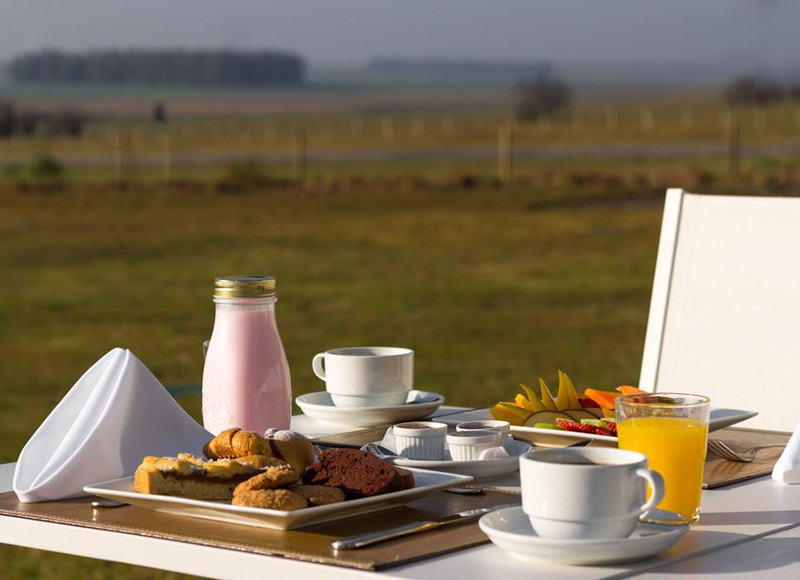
[290,485,345,506]
[233,464,299,494]
[264,428,316,474]
[232,489,307,511]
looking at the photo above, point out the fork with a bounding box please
[707,439,785,463]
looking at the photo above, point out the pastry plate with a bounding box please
[479,506,689,566]
[441,407,758,447]
[296,390,444,428]
[363,440,532,480]
[84,466,471,531]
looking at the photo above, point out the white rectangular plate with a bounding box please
[84,467,472,530]
[439,407,758,446]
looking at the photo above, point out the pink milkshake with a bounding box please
[202,276,291,434]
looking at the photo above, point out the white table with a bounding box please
[2,408,800,580]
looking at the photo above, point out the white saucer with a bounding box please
[295,390,444,427]
[479,506,689,566]
[363,439,532,480]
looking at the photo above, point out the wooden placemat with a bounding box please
[703,427,791,489]
[0,488,519,571]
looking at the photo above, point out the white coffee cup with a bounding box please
[520,447,665,540]
[312,347,413,407]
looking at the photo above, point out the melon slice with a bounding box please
[522,410,573,427]
[564,409,599,422]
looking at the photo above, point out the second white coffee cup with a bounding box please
[520,447,665,540]
[312,346,413,407]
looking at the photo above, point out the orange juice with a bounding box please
[617,417,707,521]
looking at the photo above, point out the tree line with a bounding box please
[724,76,800,107]
[6,49,305,87]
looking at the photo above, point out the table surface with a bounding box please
[2,407,800,580]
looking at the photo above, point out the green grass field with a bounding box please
[0,181,664,577]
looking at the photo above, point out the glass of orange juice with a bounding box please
[616,393,710,525]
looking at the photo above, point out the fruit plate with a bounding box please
[295,390,444,428]
[362,439,532,480]
[479,506,688,566]
[83,466,471,531]
[440,407,758,447]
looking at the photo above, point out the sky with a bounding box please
[0,0,797,69]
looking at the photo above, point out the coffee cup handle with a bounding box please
[312,353,326,381]
[635,467,665,515]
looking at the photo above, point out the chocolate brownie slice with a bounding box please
[302,448,414,499]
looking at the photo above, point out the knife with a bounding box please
[331,503,517,550]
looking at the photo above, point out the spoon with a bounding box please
[445,485,520,495]
[91,498,128,508]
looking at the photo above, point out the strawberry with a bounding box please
[600,420,617,435]
[579,397,601,409]
[555,418,597,434]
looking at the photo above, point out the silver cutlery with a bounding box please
[91,498,128,508]
[331,503,518,550]
[707,439,785,463]
[444,485,520,495]
[363,442,399,457]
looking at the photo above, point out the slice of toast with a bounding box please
[133,454,282,500]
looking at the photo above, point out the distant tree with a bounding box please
[0,101,86,138]
[0,101,14,137]
[724,76,784,107]
[152,101,168,124]
[516,72,572,121]
[7,49,306,87]
[51,108,86,136]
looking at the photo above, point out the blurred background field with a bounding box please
[4,1,800,577]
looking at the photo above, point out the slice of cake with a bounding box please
[302,448,415,499]
[134,454,285,500]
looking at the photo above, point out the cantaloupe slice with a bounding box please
[616,385,647,395]
[583,388,621,410]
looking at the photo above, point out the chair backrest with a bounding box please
[640,188,800,432]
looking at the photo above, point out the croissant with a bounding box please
[203,428,271,459]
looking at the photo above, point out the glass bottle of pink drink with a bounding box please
[202,276,291,434]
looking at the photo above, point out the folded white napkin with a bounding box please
[13,348,212,502]
[772,418,800,484]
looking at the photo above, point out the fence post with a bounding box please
[680,109,694,133]
[411,117,424,138]
[727,114,741,178]
[349,118,363,136]
[441,115,455,136]
[381,117,396,142]
[292,128,307,185]
[639,107,655,133]
[498,123,514,182]
[114,127,129,184]
[605,108,618,132]
[162,130,172,187]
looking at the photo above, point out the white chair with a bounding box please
[640,188,800,432]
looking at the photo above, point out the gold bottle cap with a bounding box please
[213,276,276,299]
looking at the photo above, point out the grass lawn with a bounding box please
[0,183,663,577]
